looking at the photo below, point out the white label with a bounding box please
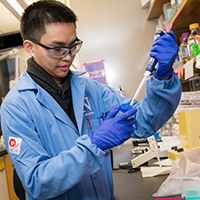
[184,58,194,80]
[8,137,22,155]
[195,54,200,69]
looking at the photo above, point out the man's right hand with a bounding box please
[88,105,137,150]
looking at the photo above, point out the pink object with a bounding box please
[167,21,173,32]
[156,199,181,200]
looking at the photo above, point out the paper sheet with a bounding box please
[140,166,171,178]
[184,58,194,80]
[151,158,172,167]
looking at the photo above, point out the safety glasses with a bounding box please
[28,38,83,58]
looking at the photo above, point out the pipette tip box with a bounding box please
[182,181,200,200]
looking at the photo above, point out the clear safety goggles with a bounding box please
[28,38,83,58]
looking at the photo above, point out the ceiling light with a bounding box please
[6,0,24,16]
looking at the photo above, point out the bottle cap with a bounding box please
[120,103,132,113]
[189,23,199,30]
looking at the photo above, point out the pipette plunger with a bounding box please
[130,30,168,105]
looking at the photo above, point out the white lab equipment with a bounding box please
[131,135,162,168]
[0,48,20,89]
[118,85,125,96]
[0,49,19,62]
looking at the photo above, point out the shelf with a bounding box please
[147,0,170,20]
[168,0,200,31]
[146,0,200,44]
[147,0,200,31]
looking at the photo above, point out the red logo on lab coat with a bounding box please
[9,138,16,147]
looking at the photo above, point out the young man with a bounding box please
[1,0,182,199]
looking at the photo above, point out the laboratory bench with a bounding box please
[113,169,182,200]
[1,149,182,200]
[111,139,182,200]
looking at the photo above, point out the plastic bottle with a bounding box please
[179,32,190,64]
[170,0,177,15]
[187,23,200,79]
[188,23,200,58]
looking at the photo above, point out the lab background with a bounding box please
[0,0,157,100]
[1,0,200,200]
[0,1,157,199]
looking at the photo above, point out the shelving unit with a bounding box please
[168,0,200,31]
[146,0,200,91]
[146,0,170,20]
[147,0,200,31]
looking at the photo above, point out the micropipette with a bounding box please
[130,29,168,106]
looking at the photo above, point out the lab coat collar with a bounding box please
[17,69,86,91]
[17,68,38,90]
[17,69,88,134]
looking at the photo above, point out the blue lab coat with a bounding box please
[1,70,181,200]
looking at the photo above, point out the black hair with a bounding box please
[20,0,77,41]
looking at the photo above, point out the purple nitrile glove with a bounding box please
[150,30,179,79]
[88,105,137,150]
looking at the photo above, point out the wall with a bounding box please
[71,0,157,100]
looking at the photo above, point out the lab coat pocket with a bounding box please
[84,118,101,132]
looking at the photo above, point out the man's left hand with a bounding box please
[150,30,179,79]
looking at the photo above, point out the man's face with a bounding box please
[32,22,77,85]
